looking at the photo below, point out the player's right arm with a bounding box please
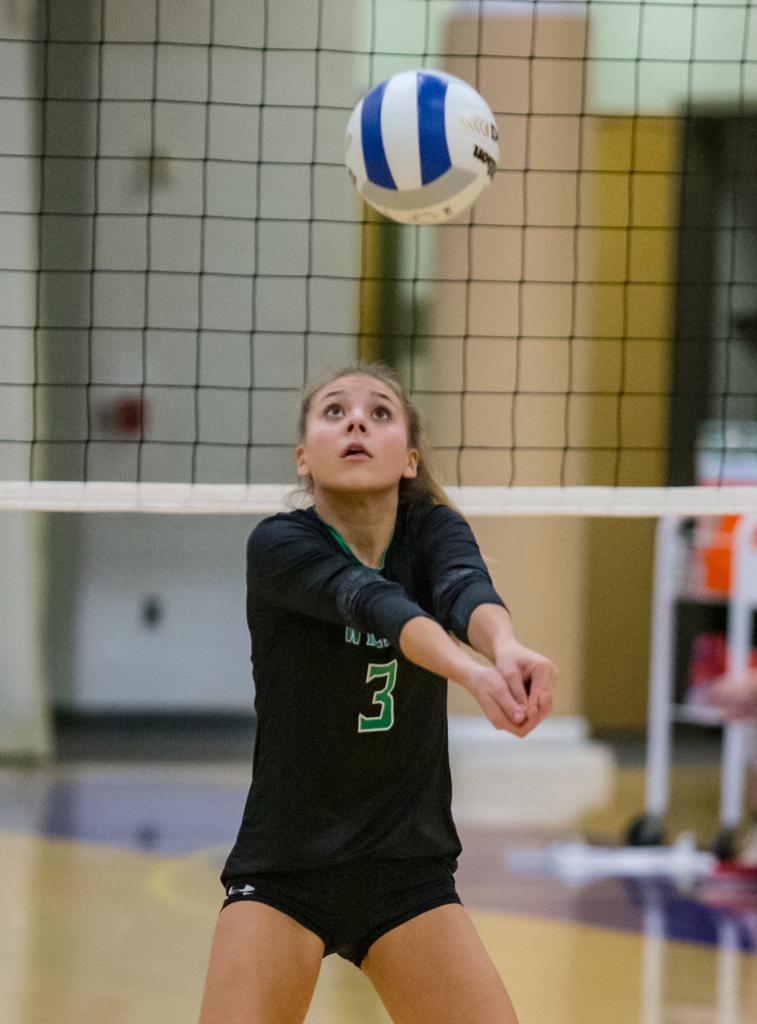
[415,504,554,733]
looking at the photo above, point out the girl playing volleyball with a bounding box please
[198,363,557,1024]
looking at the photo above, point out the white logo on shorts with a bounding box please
[227,883,256,897]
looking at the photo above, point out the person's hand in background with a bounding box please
[707,670,757,721]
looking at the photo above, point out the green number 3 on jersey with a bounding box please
[358,660,397,733]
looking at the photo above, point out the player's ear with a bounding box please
[402,448,419,479]
[295,444,309,477]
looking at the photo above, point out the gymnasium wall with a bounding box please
[0,0,752,722]
[431,2,737,725]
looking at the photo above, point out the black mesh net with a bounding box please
[1,0,757,491]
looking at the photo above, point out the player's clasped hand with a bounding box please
[463,642,557,737]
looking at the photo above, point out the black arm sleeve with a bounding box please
[247,516,434,649]
[420,504,507,644]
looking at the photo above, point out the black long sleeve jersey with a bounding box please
[221,499,507,880]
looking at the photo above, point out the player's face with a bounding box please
[296,376,419,494]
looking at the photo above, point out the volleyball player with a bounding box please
[198,363,557,1024]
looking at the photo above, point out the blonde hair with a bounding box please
[289,361,452,509]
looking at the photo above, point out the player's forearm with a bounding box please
[398,615,477,687]
[466,603,516,662]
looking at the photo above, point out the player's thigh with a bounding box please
[198,900,326,1024]
[361,903,519,1024]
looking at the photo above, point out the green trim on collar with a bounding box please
[314,510,393,570]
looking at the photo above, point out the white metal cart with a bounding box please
[628,515,757,857]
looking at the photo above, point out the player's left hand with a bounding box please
[492,639,557,736]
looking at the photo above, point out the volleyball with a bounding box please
[345,69,499,225]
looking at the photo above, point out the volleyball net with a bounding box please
[1,0,756,518]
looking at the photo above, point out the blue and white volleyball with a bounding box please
[345,70,499,225]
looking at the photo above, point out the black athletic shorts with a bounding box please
[221,855,461,967]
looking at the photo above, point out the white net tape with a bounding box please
[3,482,757,517]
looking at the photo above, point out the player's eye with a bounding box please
[324,403,343,417]
[373,405,392,419]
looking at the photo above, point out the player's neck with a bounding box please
[312,488,398,569]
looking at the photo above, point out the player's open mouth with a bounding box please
[341,445,372,460]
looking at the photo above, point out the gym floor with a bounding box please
[1,723,755,1024]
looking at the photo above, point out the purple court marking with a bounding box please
[0,770,246,856]
[1,770,756,952]
[458,829,757,953]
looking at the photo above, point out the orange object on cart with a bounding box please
[700,515,739,593]
[696,515,757,594]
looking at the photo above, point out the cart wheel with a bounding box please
[712,827,739,862]
[625,814,665,847]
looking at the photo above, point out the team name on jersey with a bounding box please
[344,626,390,649]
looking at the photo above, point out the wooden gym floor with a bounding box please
[1,744,756,1023]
